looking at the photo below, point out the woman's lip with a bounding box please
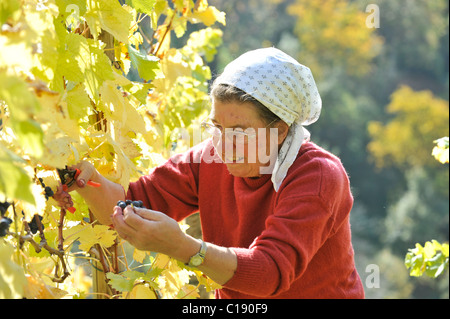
[224,156,245,163]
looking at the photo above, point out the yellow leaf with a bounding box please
[76,224,117,252]
[190,6,226,27]
[133,248,147,263]
[127,284,157,299]
[432,145,449,164]
[85,0,133,44]
[23,274,67,299]
[176,284,200,299]
[0,241,27,299]
[152,49,191,92]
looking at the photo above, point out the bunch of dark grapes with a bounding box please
[0,201,11,217]
[38,178,54,200]
[0,201,12,237]
[28,215,44,234]
[0,216,12,237]
[116,200,145,209]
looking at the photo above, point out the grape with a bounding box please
[0,217,12,237]
[0,201,11,217]
[38,177,54,201]
[116,200,127,209]
[132,200,143,208]
[44,186,54,200]
[29,215,44,234]
[116,200,145,209]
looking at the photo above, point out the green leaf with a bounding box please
[106,270,143,292]
[405,241,449,278]
[442,243,449,258]
[63,34,114,102]
[0,74,40,121]
[85,0,133,44]
[126,0,157,15]
[0,0,21,26]
[11,119,45,158]
[66,84,91,120]
[126,82,153,105]
[0,74,44,157]
[55,0,88,18]
[0,241,27,299]
[0,144,35,204]
[127,45,163,82]
[106,272,135,292]
[185,28,223,62]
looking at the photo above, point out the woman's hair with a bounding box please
[210,82,281,126]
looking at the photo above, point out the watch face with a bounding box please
[191,256,203,266]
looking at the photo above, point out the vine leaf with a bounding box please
[85,0,133,44]
[71,224,117,252]
[0,241,27,299]
[127,45,163,82]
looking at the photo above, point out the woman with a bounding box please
[58,48,365,299]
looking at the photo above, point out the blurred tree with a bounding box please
[367,86,449,169]
[287,0,383,78]
[209,0,297,71]
[372,0,449,90]
[384,167,449,251]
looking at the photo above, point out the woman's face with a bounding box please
[209,100,286,178]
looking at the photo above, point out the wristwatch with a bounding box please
[187,240,207,267]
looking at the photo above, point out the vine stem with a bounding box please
[58,208,66,251]
[13,212,70,283]
[153,12,175,57]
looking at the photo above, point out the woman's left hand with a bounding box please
[111,205,189,259]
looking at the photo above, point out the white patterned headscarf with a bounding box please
[214,47,322,191]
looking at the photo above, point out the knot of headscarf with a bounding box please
[214,47,322,191]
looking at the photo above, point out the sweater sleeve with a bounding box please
[126,143,203,222]
[223,154,354,297]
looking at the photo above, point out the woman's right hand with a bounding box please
[52,160,125,225]
[68,161,97,190]
[52,161,97,210]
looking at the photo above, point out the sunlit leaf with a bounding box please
[0,241,27,299]
[85,0,133,44]
[0,144,35,204]
[127,45,163,82]
[75,224,117,252]
[126,0,157,15]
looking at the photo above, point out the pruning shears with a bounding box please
[57,166,101,213]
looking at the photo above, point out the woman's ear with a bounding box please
[275,121,289,145]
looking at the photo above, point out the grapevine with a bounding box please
[0,0,225,299]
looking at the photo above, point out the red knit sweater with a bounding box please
[126,139,365,299]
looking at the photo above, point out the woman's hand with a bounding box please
[52,161,125,225]
[66,161,97,191]
[112,205,238,285]
[111,205,198,262]
[52,161,97,210]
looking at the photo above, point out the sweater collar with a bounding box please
[240,173,272,189]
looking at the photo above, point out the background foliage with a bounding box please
[208,0,448,299]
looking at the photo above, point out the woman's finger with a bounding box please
[70,161,95,188]
[120,205,149,230]
[112,206,137,239]
[133,207,166,221]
